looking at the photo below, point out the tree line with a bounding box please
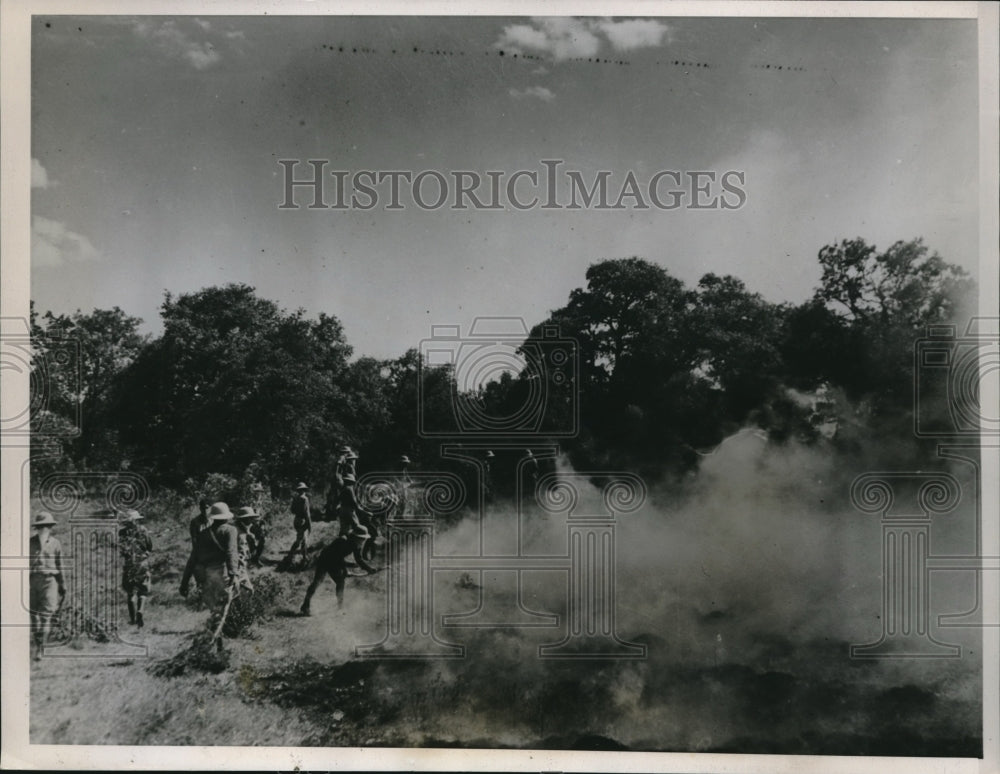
[29,237,974,497]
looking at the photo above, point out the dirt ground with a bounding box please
[27,502,984,754]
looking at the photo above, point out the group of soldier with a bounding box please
[28,446,542,661]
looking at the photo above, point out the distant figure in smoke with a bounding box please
[483,450,495,504]
[335,472,379,573]
[521,449,539,506]
[118,509,152,628]
[29,511,66,662]
[299,526,369,615]
[395,454,413,518]
[279,482,312,570]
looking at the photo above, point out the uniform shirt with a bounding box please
[119,523,153,569]
[290,493,311,529]
[191,521,240,576]
[30,533,64,577]
[189,513,209,546]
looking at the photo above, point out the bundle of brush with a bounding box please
[222,574,282,638]
[148,631,231,677]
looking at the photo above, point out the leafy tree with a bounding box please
[113,284,353,487]
[784,237,975,434]
[31,306,147,469]
[689,273,787,420]
[815,237,972,328]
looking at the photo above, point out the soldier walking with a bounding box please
[179,502,240,650]
[249,484,267,565]
[280,482,312,570]
[29,511,66,662]
[118,509,153,628]
[336,472,379,573]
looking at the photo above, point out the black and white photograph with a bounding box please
[2,1,998,771]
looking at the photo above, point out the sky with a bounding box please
[29,14,979,360]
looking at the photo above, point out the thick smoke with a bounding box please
[302,428,982,753]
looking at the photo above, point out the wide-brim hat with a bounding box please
[400,455,411,464]
[485,450,495,458]
[343,452,359,461]
[208,502,233,520]
[32,511,56,527]
[235,506,259,520]
[295,482,309,491]
[122,509,144,521]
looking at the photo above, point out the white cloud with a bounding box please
[32,215,100,267]
[495,17,672,62]
[31,158,50,189]
[132,19,222,70]
[508,85,555,102]
[594,18,673,51]
[497,18,601,61]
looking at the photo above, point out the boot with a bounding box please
[136,612,144,629]
[299,602,311,617]
[127,600,136,625]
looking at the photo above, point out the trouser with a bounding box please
[30,574,60,652]
[283,527,310,566]
[301,538,352,612]
[196,564,234,637]
[122,568,151,623]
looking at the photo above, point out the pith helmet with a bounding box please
[400,455,411,464]
[208,502,233,521]
[235,506,259,520]
[485,450,495,458]
[122,509,144,522]
[295,482,309,491]
[32,511,56,527]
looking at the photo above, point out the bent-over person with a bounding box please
[180,502,240,650]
